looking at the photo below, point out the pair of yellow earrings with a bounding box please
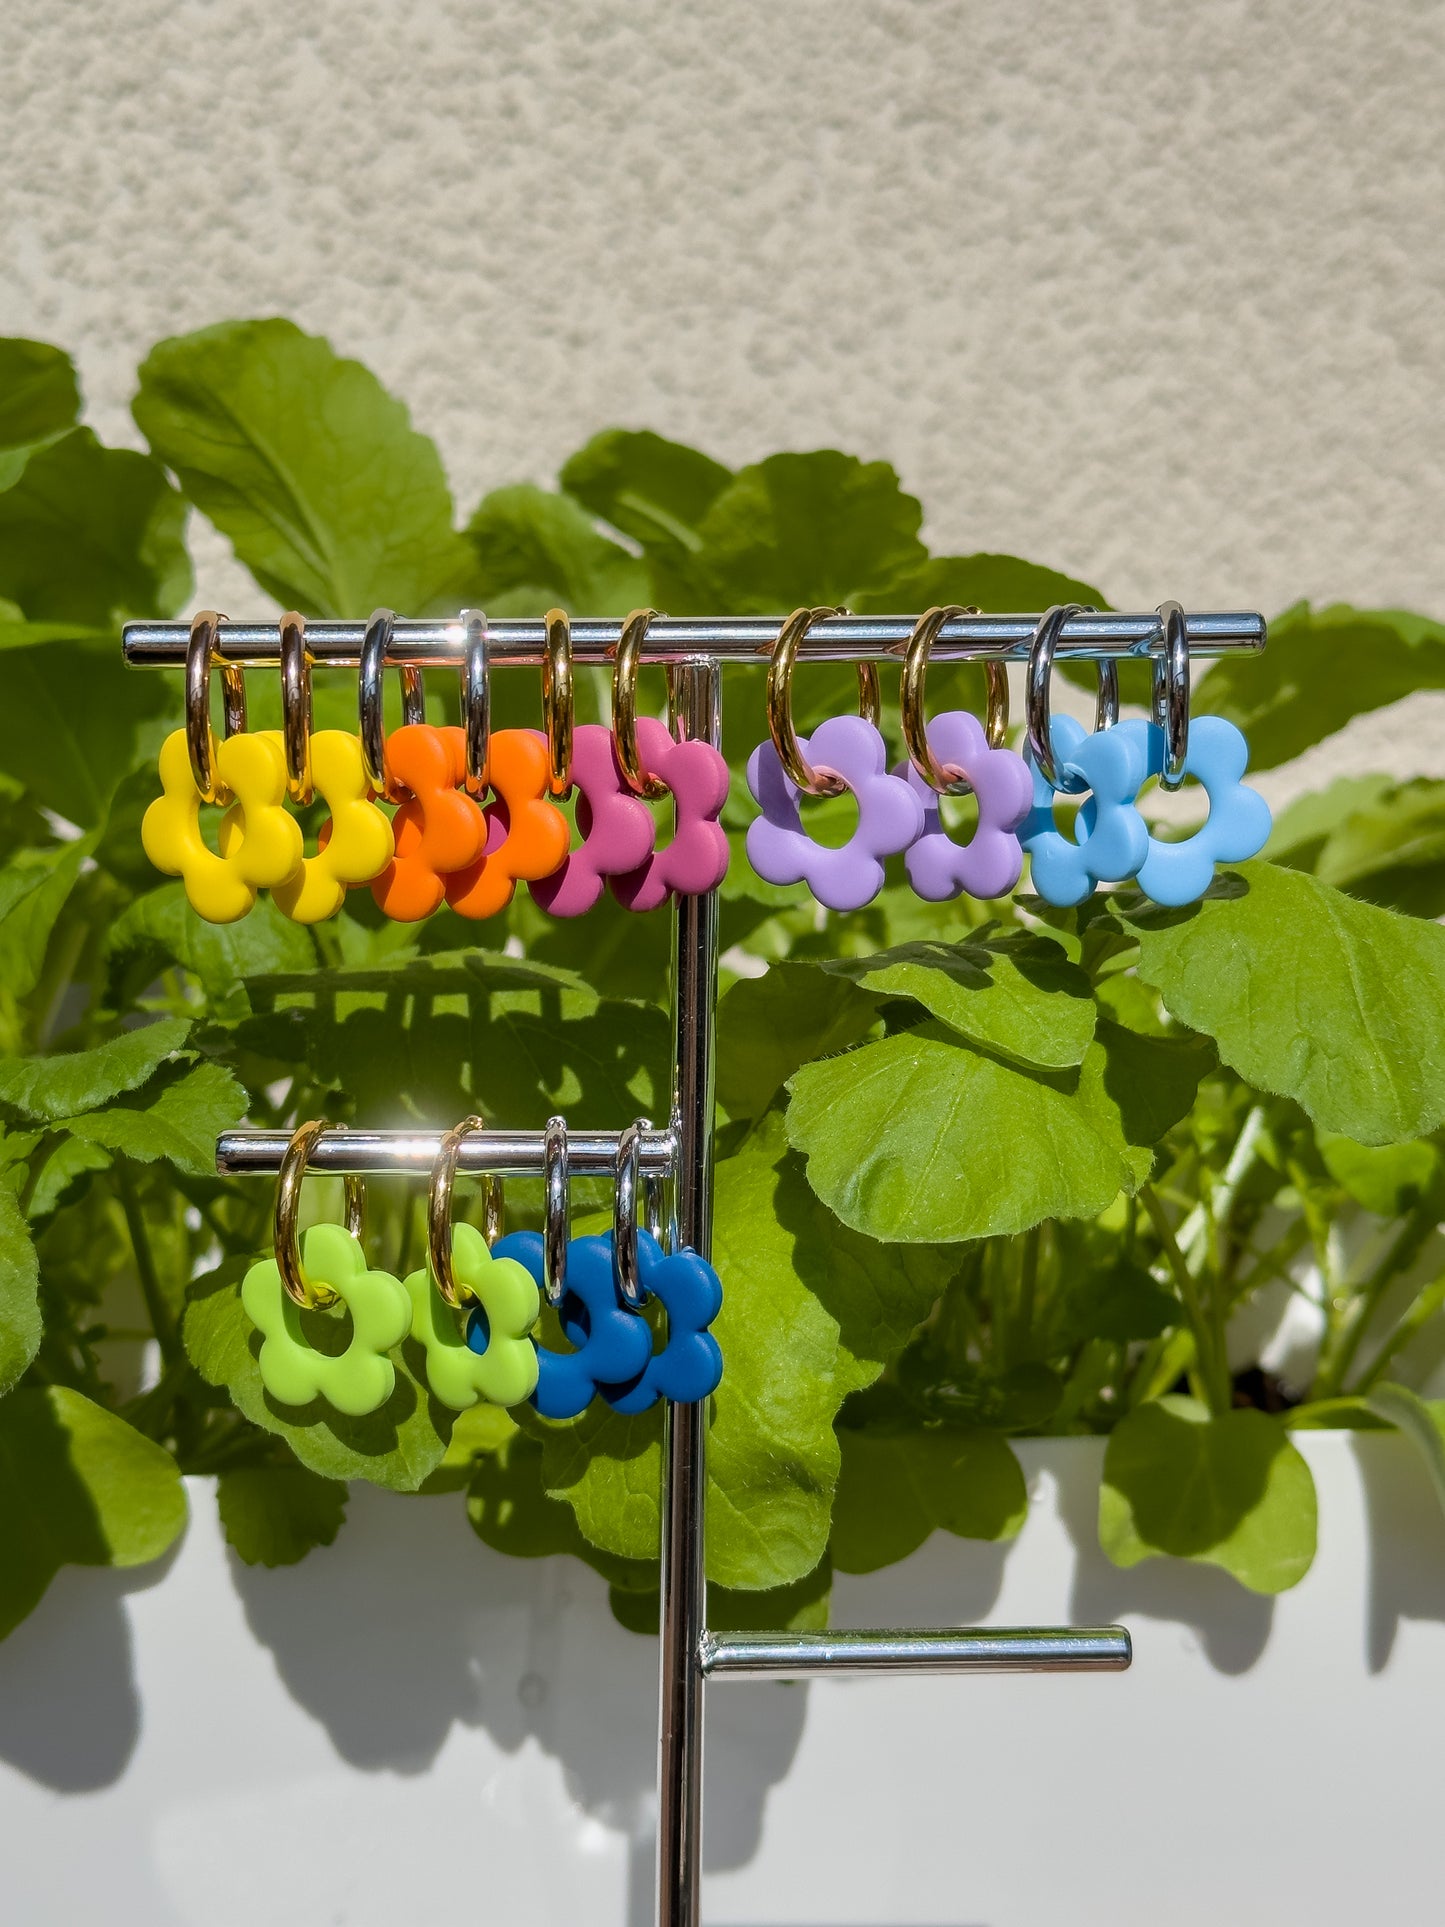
[142,612,393,925]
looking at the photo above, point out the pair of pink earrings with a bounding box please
[531,608,730,916]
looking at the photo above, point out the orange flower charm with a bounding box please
[371,725,488,921]
[445,729,570,920]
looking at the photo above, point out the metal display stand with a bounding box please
[124,609,1265,1927]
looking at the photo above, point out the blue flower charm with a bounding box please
[1130,716,1272,907]
[1020,715,1152,906]
[482,1230,653,1420]
[1023,713,1272,909]
[586,1231,723,1415]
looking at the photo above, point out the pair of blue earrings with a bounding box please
[474,1229,724,1419]
[1019,601,1272,908]
[242,1117,724,1423]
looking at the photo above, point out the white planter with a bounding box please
[1,1432,1441,1926]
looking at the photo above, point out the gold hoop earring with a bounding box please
[427,1115,506,1309]
[612,608,675,798]
[184,611,246,803]
[273,1120,364,1310]
[763,606,880,796]
[541,608,573,797]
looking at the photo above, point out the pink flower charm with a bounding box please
[528,723,656,919]
[610,716,730,912]
[893,711,1033,901]
[746,713,924,912]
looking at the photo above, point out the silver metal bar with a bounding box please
[213,1126,676,1178]
[123,609,1265,668]
[699,1626,1133,1681]
[655,659,721,1927]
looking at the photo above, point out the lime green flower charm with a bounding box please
[404,1221,540,1411]
[242,1222,412,1416]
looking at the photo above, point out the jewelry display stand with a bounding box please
[124,608,1266,1926]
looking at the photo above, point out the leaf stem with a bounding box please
[1140,1182,1228,1415]
[115,1160,181,1367]
[1013,1226,1040,1358]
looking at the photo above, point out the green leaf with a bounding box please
[1099,1396,1317,1594]
[468,1429,604,1562]
[108,883,315,999]
[0,428,191,624]
[821,930,1097,1070]
[0,617,113,650]
[558,429,733,608]
[715,963,879,1122]
[241,985,669,1135]
[611,1562,834,1639]
[133,318,475,616]
[64,1061,247,1176]
[25,1135,112,1222]
[0,1386,187,1639]
[1095,1018,1216,1181]
[691,451,927,611]
[1122,860,1445,1145]
[216,1462,348,1567]
[1265,774,1394,873]
[1362,1384,1445,1516]
[462,484,648,615]
[1195,602,1445,772]
[1319,1133,1441,1217]
[0,1016,190,1120]
[0,339,81,479]
[531,1405,667,1564]
[184,1260,450,1492]
[0,837,90,997]
[756,1116,959,1385]
[1314,779,1445,918]
[1037,1255,1180,1356]
[855,553,1108,618]
[0,1185,40,1396]
[0,636,178,827]
[786,1020,1208,1242]
[421,1401,518,1492]
[829,1426,1026,1573]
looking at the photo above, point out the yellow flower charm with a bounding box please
[142,728,304,923]
[236,730,394,925]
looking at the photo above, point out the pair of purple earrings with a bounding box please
[745,604,1032,913]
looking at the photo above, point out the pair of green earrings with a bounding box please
[240,1119,539,1418]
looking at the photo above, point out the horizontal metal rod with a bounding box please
[215,1126,676,1179]
[699,1626,1132,1681]
[123,610,1264,669]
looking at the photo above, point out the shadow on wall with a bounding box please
[1046,1443,1276,1675]
[1353,1432,1445,1672]
[223,1484,808,1920]
[0,1541,182,1791]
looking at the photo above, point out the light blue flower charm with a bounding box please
[1023,713,1271,909]
[1021,714,1153,906]
[1129,716,1272,906]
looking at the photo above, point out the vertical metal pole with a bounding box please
[655,659,721,1927]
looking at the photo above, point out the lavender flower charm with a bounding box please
[746,713,924,912]
[894,711,1033,902]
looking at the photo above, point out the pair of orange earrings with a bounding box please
[354,606,570,921]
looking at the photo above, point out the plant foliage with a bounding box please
[2,322,1445,1634]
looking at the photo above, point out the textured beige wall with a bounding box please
[2,0,1443,696]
